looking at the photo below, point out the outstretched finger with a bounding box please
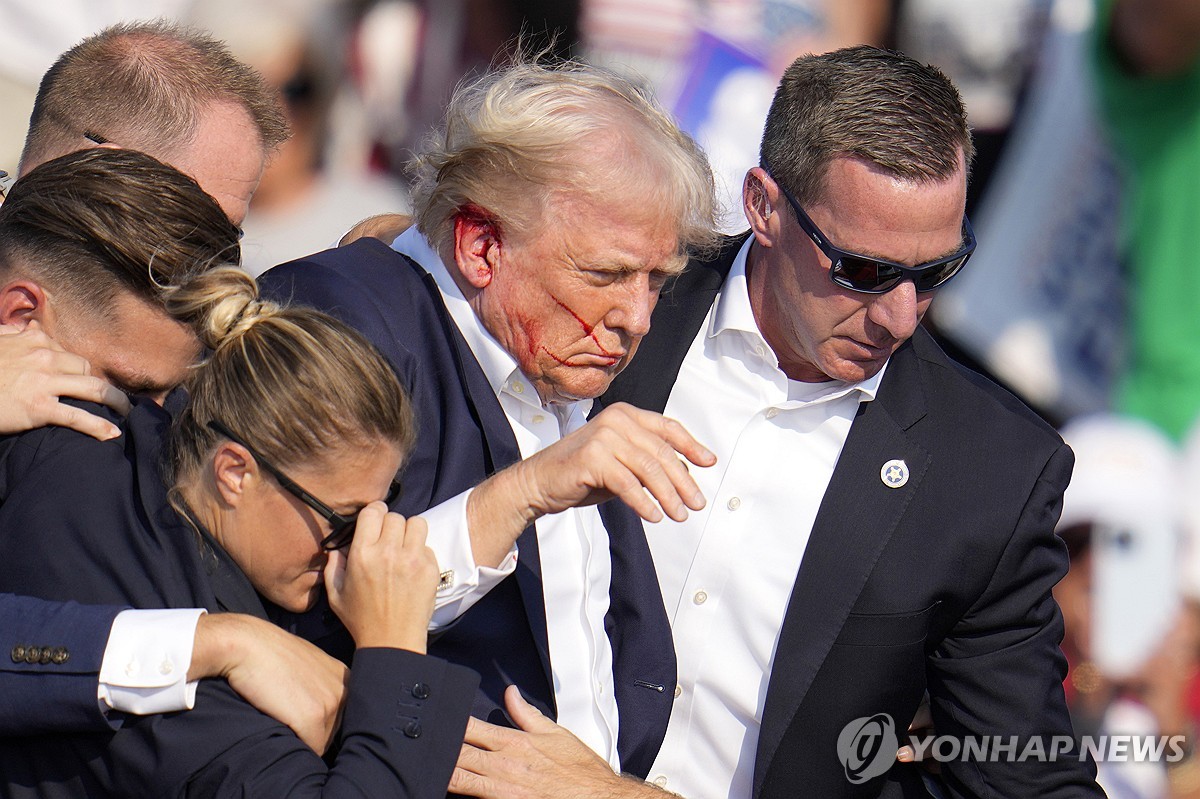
[51,374,131,416]
[602,403,716,468]
[598,463,665,523]
[463,715,523,751]
[615,442,707,522]
[449,763,495,798]
[653,413,716,468]
[399,514,428,551]
[41,398,121,441]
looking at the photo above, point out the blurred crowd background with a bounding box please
[1,0,1197,795]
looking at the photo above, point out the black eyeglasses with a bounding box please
[207,420,401,551]
[770,175,975,294]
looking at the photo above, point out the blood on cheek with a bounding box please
[550,294,620,358]
[510,312,570,367]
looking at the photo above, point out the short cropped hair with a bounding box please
[0,148,242,319]
[410,58,719,268]
[761,45,974,206]
[21,20,289,172]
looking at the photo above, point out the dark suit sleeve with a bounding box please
[0,593,124,734]
[926,442,1102,797]
[108,649,478,798]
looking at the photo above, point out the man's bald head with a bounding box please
[20,20,289,224]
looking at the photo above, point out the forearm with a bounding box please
[464,462,541,568]
[187,611,245,682]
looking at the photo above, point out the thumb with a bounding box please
[504,684,556,733]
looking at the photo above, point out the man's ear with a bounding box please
[0,280,50,331]
[452,206,503,290]
[211,441,258,508]
[743,168,781,249]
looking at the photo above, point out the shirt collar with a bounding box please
[709,236,887,404]
[393,227,523,400]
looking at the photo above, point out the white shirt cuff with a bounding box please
[420,487,518,629]
[97,608,205,716]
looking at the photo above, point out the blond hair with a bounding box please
[167,268,413,486]
[411,58,719,268]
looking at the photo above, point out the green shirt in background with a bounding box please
[1092,0,1200,440]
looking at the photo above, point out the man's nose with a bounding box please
[609,275,656,338]
[866,279,920,342]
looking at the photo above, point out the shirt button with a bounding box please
[124,660,139,677]
[673,685,682,699]
[532,414,545,424]
[766,408,779,419]
[653,776,668,787]
[512,381,525,394]
[727,497,741,511]
[158,659,174,676]
[693,590,708,605]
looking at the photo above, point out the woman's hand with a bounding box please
[0,324,130,439]
[324,502,439,653]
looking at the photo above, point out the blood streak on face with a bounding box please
[470,190,680,404]
[550,294,622,358]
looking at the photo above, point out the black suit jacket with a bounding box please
[260,238,676,777]
[0,398,477,798]
[598,235,1104,798]
[0,593,124,735]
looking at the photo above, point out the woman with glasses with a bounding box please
[0,267,476,798]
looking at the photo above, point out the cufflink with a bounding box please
[437,570,454,593]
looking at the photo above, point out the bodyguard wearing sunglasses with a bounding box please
[599,44,1099,798]
[451,46,1102,799]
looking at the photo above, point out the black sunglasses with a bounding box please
[207,420,401,551]
[770,175,975,294]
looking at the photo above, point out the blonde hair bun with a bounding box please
[164,266,283,351]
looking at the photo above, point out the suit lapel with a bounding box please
[753,338,930,797]
[415,265,554,697]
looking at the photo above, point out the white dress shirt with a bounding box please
[394,227,621,769]
[644,237,885,798]
[98,608,204,716]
